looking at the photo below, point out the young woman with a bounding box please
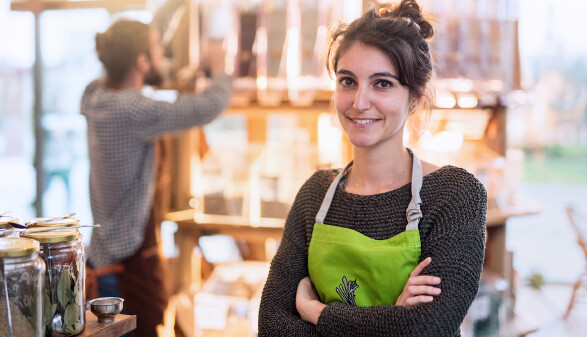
[258,0,487,336]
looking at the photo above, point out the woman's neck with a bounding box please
[348,146,412,195]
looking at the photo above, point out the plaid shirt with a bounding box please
[81,74,232,268]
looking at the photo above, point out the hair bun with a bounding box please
[393,0,434,40]
[416,19,433,40]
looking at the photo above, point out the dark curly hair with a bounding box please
[326,0,435,107]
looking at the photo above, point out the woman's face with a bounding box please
[334,42,414,151]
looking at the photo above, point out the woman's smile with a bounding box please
[348,117,382,126]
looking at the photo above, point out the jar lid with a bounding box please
[22,228,79,244]
[0,215,17,229]
[0,238,40,257]
[26,217,79,227]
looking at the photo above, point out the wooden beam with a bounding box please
[11,0,146,12]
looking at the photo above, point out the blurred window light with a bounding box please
[432,131,464,152]
[448,78,474,92]
[0,11,34,68]
[257,75,268,90]
[436,91,456,108]
[457,93,478,109]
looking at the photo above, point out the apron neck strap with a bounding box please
[315,149,424,231]
[315,161,352,224]
[406,151,423,230]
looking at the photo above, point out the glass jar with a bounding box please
[0,237,45,337]
[22,229,85,336]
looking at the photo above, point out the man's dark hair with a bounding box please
[95,19,151,86]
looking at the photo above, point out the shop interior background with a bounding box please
[1,0,586,336]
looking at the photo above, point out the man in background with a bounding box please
[81,0,232,335]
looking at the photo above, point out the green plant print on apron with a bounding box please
[308,151,424,307]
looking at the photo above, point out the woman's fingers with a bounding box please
[405,275,441,287]
[404,295,434,306]
[410,256,432,277]
[404,285,441,297]
[395,257,442,306]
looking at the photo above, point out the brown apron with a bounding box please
[86,138,172,337]
[117,207,170,337]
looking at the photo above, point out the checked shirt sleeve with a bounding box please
[130,74,233,142]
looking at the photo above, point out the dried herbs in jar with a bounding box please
[22,229,85,336]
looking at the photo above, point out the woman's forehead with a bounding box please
[337,42,398,76]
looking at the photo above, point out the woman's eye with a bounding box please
[376,79,393,88]
[339,77,355,87]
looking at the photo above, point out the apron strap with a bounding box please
[315,162,353,224]
[406,152,423,230]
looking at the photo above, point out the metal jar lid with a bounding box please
[0,238,40,258]
[0,215,17,229]
[22,228,79,244]
[26,217,79,227]
[0,216,17,238]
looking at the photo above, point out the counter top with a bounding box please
[78,311,136,337]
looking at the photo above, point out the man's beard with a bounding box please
[144,66,163,87]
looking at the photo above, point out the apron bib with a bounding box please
[308,152,424,306]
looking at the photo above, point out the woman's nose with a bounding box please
[353,86,371,112]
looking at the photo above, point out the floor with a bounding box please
[503,182,587,337]
[511,283,587,337]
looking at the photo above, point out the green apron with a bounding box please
[308,152,424,306]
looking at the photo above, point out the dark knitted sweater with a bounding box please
[259,165,487,337]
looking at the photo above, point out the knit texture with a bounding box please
[259,165,487,336]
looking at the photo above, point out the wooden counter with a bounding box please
[78,311,136,337]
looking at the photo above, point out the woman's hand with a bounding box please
[395,257,442,306]
[296,276,326,325]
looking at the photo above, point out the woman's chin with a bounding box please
[347,137,378,149]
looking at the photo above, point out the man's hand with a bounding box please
[207,39,230,75]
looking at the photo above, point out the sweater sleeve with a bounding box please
[129,74,233,141]
[315,174,487,337]
[258,174,324,336]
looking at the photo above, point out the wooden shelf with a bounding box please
[166,209,284,241]
[486,201,540,227]
[78,311,136,337]
[226,99,332,116]
[11,0,145,12]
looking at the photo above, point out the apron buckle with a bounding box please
[406,208,423,223]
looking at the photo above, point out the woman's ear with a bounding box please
[136,52,151,74]
[409,95,423,113]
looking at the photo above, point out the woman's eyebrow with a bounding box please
[370,72,400,81]
[336,69,355,77]
[336,69,400,82]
